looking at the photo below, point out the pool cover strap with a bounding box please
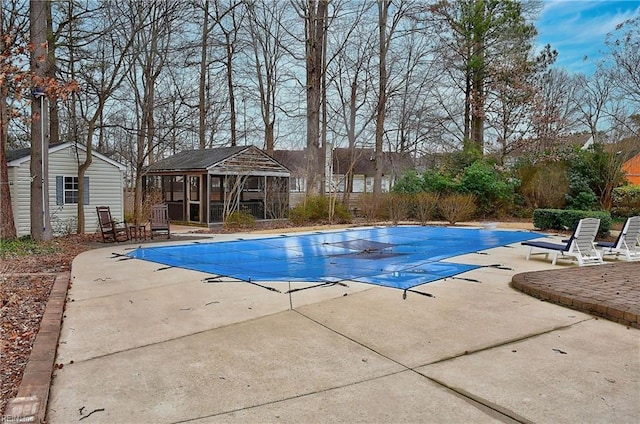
[128,226,539,291]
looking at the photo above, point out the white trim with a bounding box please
[8,141,127,171]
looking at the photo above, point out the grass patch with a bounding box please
[0,237,61,259]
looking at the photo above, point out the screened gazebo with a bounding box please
[143,146,290,226]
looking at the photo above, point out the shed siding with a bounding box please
[11,145,124,237]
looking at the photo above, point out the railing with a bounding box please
[209,201,264,222]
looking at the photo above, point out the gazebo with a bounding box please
[143,146,290,226]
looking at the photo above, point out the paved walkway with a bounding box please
[512,262,639,328]
[6,225,640,423]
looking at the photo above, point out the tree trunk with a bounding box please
[470,32,485,153]
[30,0,52,241]
[77,115,98,234]
[265,121,274,155]
[225,31,237,146]
[374,0,389,196]
[46,0,59,145]
[198,0,209,149]
[305,0,327,197]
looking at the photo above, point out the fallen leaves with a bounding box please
[0,234,94,415]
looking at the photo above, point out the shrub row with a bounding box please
[532,208,611,237]
[357,192,476,225]
[289,192,479,226]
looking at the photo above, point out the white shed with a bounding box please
[7,142,127,237]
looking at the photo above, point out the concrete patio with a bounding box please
[45,227,639,423]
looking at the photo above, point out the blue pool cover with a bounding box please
[128,226,538,290]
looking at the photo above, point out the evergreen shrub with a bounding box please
[611,185,640,217]
[532,208,611,237]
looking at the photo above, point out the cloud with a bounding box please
[535,0,640,74]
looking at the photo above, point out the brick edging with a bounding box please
[3,272,70,424]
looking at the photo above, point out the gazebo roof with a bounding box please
[146,145,289,177]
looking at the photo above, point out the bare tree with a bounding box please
[246,0,290,154]
[484,44,554,163]
[0,0,29,239]
[62,2,140,233]
[213,0,245,147]
[326,3,376,205]
[574,70,612,143]
[125,0,184,223]
[530,68,580,154]
[374,0,407,195]
[605,17,640,105]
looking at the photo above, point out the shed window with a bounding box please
[56,176,89,205]
[64,177,79,203]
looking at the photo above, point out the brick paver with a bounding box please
[511,262,640,328]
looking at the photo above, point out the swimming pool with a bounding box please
[128,226,538,290]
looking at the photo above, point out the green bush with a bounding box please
[422,169,456,193]
[438,193,477,225]
[566,144,627,210]
[457,161,517,217]
[532,208,611,237]
[611,185,640,217]
[565,172,599,210]
[392,170,424,194]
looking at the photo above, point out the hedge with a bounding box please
[532,209,611,237]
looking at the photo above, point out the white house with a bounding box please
[7,142,127,237]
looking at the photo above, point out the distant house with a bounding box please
[273,147,414,196]
[502,133,595,165]
[622,153,640,185]
[7,142,127,237]
[143,145,290,225]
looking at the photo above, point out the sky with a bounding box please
[535,0,640,74]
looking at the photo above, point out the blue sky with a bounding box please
[536,0,640,74]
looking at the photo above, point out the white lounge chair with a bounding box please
[522,218,604,266]
[596,216,640,261]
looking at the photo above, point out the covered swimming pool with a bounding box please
[128,226,538,291]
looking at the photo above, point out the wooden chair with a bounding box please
[96,206,130,243]
[150,204,171,239]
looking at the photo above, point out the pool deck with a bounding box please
[7,224,640,423]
